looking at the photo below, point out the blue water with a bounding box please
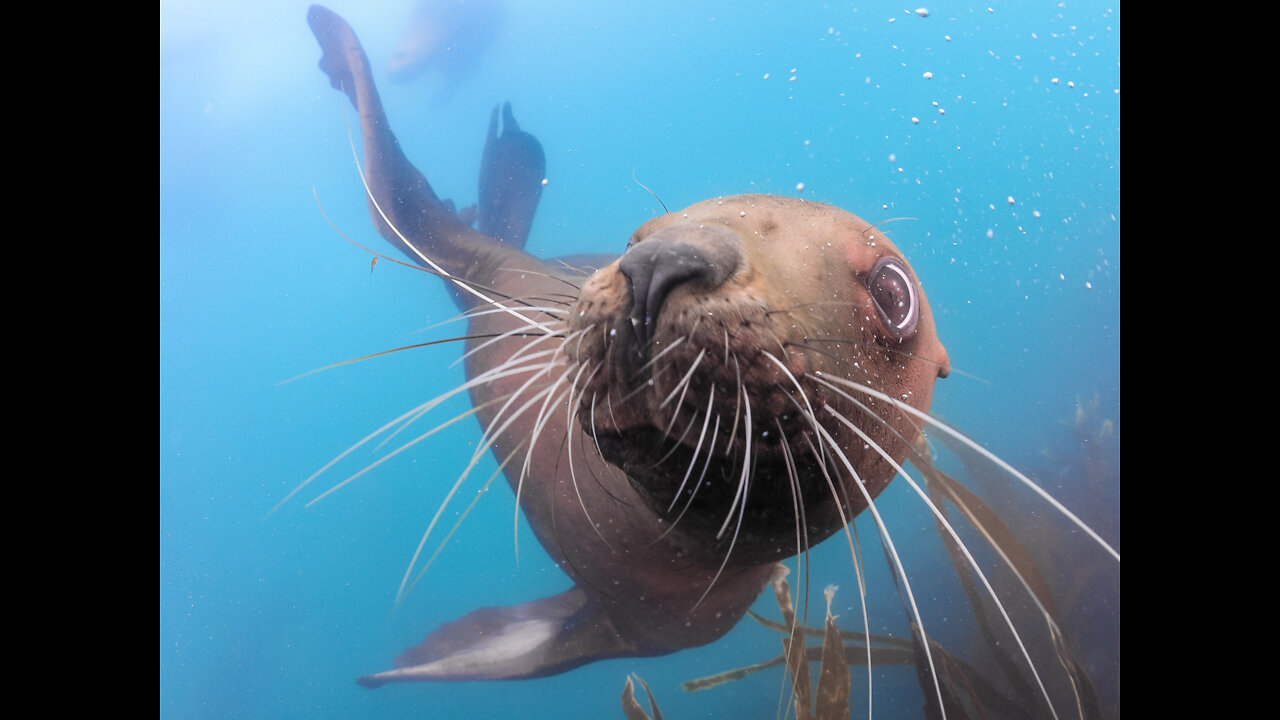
[160,1,1119,718]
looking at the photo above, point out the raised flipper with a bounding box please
[356,587,635,686]
[308,4,525,307]
[478,102,546,249]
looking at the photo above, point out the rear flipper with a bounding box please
[357,587,636,687]
[478,102,546,249]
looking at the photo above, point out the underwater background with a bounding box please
[159,1,1119,718]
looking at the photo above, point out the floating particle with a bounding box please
[986,228,994,239]
[944,34,952,41]
[828,27,834,34]
[1067,80,1076,88]
[795,182,805,192]
[1033,210,1041,218]
[763,72,770,80]
[923,71,933,79]
[740,211,747,217]
[911,116,920,124]
[916,7,930,17]
[1085,282,1093,289]
[1007,196,1015,205]
[1052,77,1060,85]
[541,178,549,186]
[888,153,896,163]
[938,107,946,115]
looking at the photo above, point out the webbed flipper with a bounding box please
[308,4,527,304]
[357,587,634,686]
[478,102,546,249]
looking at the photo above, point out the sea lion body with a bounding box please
[307,4,949,686]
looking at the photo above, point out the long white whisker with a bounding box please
[816,372,1120,563]
[562,360,614,549]
[761,351,823,444]
[660,348,705,409]
[306,397,505,507]
[812,421,948,720]
[636,336,686,375]
[346,129,559,336]
[800,432,873,719]
[717,389,752,540]
[401,440,526,598]
[724,357,743,455]
[449,319,567,370]
[654,414,720,543]
[693,397,750,611]
[824,404,1060,720]
[667,385,715,513]
[396,378,566,605]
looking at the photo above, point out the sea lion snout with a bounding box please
[618,225,744,349]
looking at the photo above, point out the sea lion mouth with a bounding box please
[591,420,849,555]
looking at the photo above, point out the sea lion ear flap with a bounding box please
[356,587,633,686]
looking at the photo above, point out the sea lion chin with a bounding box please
[567,195,949,554]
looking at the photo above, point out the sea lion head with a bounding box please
[567,194,950,558]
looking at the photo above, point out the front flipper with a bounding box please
[307,4,509,294]
[477,102,546,249]
[357,587,634,687]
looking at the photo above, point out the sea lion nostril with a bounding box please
[618,226,744,348]
[619,238,714,348]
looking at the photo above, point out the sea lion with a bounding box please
[305,4,953,688]
[388,0,504,94]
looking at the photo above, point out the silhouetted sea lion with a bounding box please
[302,7,1115,711]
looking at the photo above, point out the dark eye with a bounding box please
[867,256,919,340]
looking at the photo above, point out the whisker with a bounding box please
[761,351,823,449]
[724,356,743,456]
[815,372,1120,563]
[492,264,585,294]
[452,322,569,371]
[402,440,527,598]
[636,336,687,375]
[660,348,705,411]
[277,335,491,386]
[800,432,874,719]
[343,124,559,335]
[647,405,702,471]
[774,421,810,627]
[667,386,715,513]
[822,403,1061,720]
[694,388,751,611]
[396,373,568,604]
[562,359,614,550]
[394,366,565,602]
[653,413,720,543]
[274,352,550,516]
[811,421,948,719]
[717,387,752,541]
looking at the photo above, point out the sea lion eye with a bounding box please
[867,256,919,340]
